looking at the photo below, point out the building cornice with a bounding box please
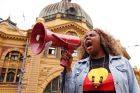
[48,22,88,33]
[0,31,26,40]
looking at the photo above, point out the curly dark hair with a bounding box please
[78,28,130,60]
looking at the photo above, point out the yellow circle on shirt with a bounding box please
[88,68,108,83]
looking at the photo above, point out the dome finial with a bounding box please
[62,0,71,2]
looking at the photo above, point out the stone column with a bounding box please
[24,53,41,93]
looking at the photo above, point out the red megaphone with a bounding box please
[30,22,81,67]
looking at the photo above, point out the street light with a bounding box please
[127,44,139,48]
[126,44,140,68]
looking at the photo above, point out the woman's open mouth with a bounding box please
[86,40,93,50]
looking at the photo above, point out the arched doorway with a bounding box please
[43,76,60,93]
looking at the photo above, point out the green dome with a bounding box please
[39,0,93,28]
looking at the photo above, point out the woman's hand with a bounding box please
[60,50,73,73]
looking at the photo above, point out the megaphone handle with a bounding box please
[60,50,70,93]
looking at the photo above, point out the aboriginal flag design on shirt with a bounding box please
[83,55,116,93]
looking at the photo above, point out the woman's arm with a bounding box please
[60,50,76,93]
[60,65,76,93]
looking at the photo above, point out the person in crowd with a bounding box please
[60,28,140,93]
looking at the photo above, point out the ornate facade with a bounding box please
[0,17,27,93]
[0,0,140,93]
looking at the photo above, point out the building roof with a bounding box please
[39,0,93,28]
[0,17,17,29]
[0,17,27,39]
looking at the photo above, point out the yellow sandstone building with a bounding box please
[0,0,140,93]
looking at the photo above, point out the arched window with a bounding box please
[66,31,77,36]
[5,51,23,61]
[0,51,23,83]
[6,69,15,82]
[0,68,6,82]
[43,76,60,93]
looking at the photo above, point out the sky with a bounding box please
[0,0,140,68]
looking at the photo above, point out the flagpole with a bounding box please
[17,36,29,93]
[23,13,25,21]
